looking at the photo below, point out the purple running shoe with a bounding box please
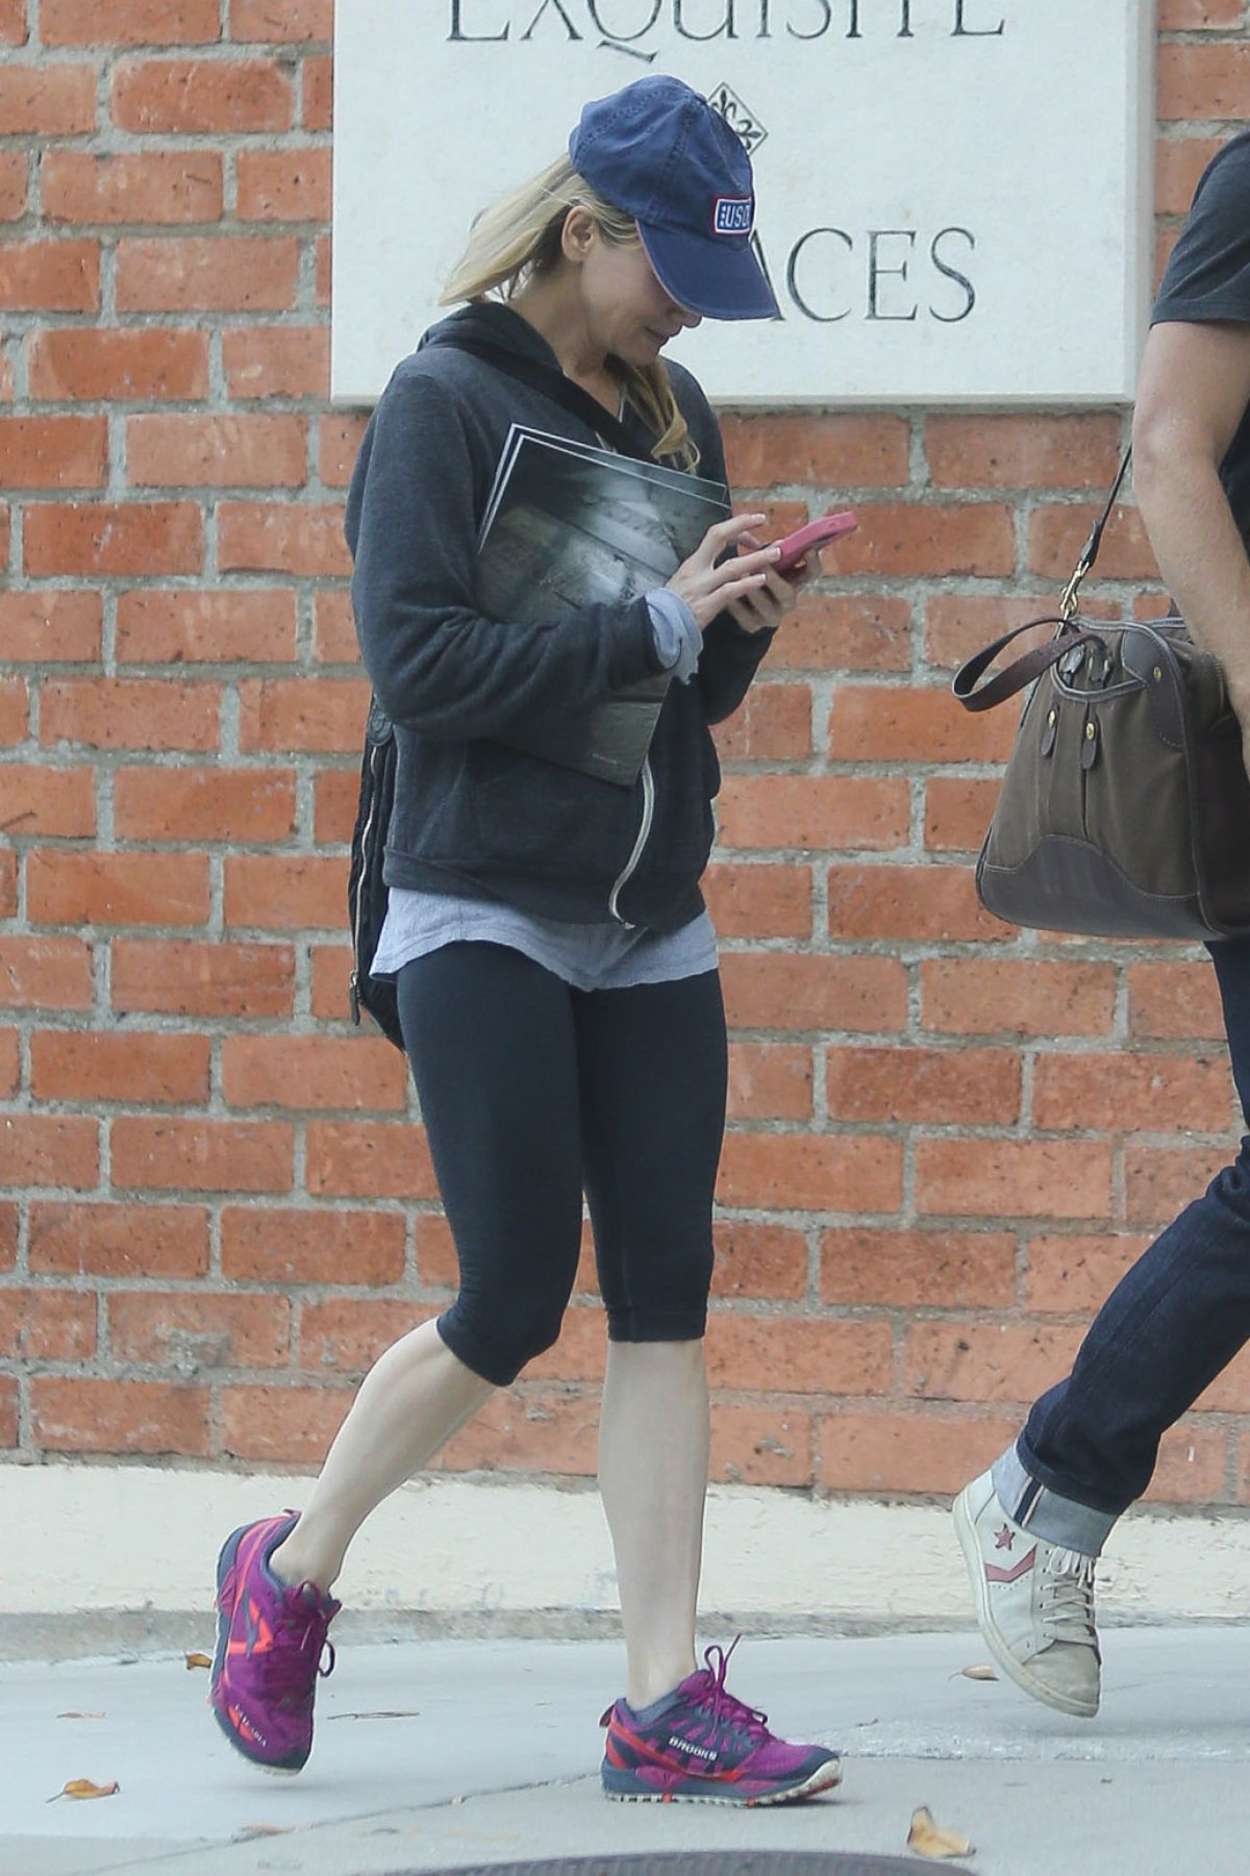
[600,1638,842,1805]
[209,1511,339,1775]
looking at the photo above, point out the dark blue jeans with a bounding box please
[995,937,1250,1555]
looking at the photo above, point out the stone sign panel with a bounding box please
[332,1,1155,405]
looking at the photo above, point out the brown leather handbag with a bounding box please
[952,452,1250,940]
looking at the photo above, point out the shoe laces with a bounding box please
[683,1637,773,1749]
[1040,1547,1097,1647]
[261,1586,338,1711]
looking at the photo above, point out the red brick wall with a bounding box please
[3,1,1249,1508]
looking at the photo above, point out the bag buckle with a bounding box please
[1060,556,1090,623]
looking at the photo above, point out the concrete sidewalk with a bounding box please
[2,1629,1247,1876]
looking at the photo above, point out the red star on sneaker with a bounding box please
[995,1524,1016,1551]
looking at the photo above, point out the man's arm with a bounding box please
[1132,320,1250,729]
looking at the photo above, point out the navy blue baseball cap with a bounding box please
[568,75,778,322]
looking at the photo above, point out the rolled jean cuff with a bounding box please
[992,1440,1119,1558]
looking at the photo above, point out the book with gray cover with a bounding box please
[475,425,730,787]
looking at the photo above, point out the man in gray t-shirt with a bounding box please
[950,132,1250,1724]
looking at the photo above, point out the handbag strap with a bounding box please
[435,334,660,466]
[953,615,1104,713]
[1059,446,1133,621]
[953,444,1133,713]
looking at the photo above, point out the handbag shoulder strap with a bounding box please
[1060,446,1133,620]
[953,616,1102,713]
[434,334,660,467]
[953,445,1133,713]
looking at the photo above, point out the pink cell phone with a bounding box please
[772,509,859,575]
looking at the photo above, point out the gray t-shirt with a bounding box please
[1153,129,1250,542]
[371,890,718,993]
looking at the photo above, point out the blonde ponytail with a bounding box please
[440,156,698,470]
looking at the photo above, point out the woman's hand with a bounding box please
[665,513,782,630]
[726,531,815,635]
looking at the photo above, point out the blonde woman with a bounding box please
[208,76,841,1807]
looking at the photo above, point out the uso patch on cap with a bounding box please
[712,197,754,237]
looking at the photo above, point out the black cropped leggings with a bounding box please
[396,942,728,1386]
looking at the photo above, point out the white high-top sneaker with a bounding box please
[954,1469,1101,1719]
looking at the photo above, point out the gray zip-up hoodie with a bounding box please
[345,301,774,932]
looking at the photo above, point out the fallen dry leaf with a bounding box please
[908,1805,974,1860]
[47,1779,120,1804]
[184,1651,212,1670]
[56,1712,105,1720]
[959,1665,998,1682]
